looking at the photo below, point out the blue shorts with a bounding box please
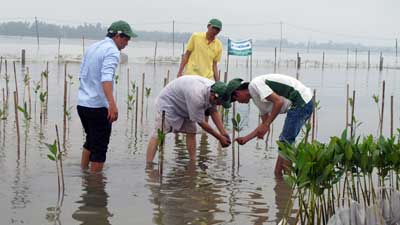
[77,105,112,163]
[279,100,314,144]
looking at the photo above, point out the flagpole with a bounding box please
[250,39,253,80]
[226,38,230,81]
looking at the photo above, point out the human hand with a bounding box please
[107,102,118,123]
[222,132,231,143]
[236,136,249,145]
[219,135,231,147]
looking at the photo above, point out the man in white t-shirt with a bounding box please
[223,74,314,177]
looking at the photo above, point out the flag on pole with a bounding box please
[228,39,252,56]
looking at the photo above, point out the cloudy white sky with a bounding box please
[2,0,399,46]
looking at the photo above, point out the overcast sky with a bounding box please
[2,0,399,46]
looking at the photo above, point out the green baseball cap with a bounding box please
[211,81,230,108]
[208,18,222,30]
[108,20,138,38]
[223,78,248,108]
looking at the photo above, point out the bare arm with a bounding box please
[198,120,231,147]
[102,81,118,123]
[210,108,229,138]
[212,61,220,81]
[236,93,283,144]
[177,51,191,77]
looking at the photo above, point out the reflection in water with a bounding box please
[72,172,112,225]
[146,133,223,225]
[274,178,294,224]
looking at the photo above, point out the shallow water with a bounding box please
[0,38,399,225]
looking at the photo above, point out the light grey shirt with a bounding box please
[155,76,216,131]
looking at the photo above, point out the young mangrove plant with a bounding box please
[157,111,166,179]
[17,101,31,153]
[232,112,244,166]
[145,87,151,117]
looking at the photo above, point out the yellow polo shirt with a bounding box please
[185,32,222,80]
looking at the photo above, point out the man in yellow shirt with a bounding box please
[177,18,223,81]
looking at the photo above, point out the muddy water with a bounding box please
[0,46,399,225]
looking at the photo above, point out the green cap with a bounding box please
[211,81,230,108]
[223,78,246,108]
[208,18,222,30]
[108,20,138,38]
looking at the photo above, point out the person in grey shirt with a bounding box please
[146,75,231,164]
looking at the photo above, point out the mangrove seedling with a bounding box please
[232,113,244,165]
[145,87,151,117]
[46,139,65,208]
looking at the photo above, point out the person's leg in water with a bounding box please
[186,133,197,160]
[275,101,314,177]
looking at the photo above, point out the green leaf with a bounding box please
[47,154,56,161]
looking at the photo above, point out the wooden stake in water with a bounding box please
[153,42,158,66]
[57,37,61,64]
[127,68,130,118]
[368,50,371,70]
[13,61,19,105]
[390,95,394,137]
[346,84,349,129]
[14,91,20,155]
[141,73,145,124]
[297,52,301,70]
[322,52,325,71]
[380,80,385,136]
[135,86,139,132]
[4,59,10,102]
[274,47,277,73]
[63,63,68,149]
[34,17,40,49]
[82,35,85,56]
[379,52,384,72]
[21,49,26,67]
[172,20,175,57]
[27,67,32,116]
[355,48,358,70]
[45,62,49,117]
[350,90,356,138]
[311,89,316,142]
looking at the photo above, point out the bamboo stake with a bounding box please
[0,56,2,75]
[380,80,385,136]
[127,68,130,118]
[46,62,49,117]
[232,102,236,163]
[346,84,349,129]
[311,89,316,142]
[63,63,67,149]
[27,67,32,116]
[367,50,370,70]
[5,60,9,100]
[135,86,139,132]
[141,73,145,124]
[14,91,20,156]
[322,52,325,71]
[13,61,19,105]
[153,41,158,66]
[274,47,277,73]
[350,90,355,138]
[390,96,394,137]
